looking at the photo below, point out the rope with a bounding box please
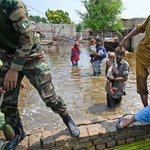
[24,3,45,15]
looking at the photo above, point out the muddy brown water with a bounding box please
[17,42,149,131]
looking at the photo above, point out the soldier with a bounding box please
[0,0,80,149]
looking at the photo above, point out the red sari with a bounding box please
[71,42,81,64]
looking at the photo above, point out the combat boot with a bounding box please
[4,121,26,150]
[60,113,80,137]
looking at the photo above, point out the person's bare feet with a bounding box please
[119,120,127,128]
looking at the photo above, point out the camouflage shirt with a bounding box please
[0,0,42,71]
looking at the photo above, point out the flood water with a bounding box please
[18,42,150,131]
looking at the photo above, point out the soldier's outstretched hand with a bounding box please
[4,69,18,91]
[120,37,127,50]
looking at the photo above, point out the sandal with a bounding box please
[116,118,128,130]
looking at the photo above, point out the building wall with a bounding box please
[121,18,146,52]
[31,22,76,40]
[133,18,146,52]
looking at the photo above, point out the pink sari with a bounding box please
[71,42,81,64]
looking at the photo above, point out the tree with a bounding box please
[76,23,82,32]
[71,21,75,24]
[45,9,71,24]
[76,0,125,39]
[41,17,48,23]
[33,16,42,22]
[29,15,47,23]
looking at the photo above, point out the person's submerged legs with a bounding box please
[75,61,78,66]
[106,93,116,108]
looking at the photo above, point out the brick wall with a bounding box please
[3,114,150,150]
[31,22,76,40]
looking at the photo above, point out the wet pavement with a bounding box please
[17,42,150,131]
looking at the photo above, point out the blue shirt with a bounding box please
[135,106,150,124]
[93,46,106,62]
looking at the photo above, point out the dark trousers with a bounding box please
[107,93,122,108]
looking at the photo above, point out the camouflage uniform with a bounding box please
[0,0,67,126]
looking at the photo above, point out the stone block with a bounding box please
[79,126,89,142]
[106,120,118,136]
[25,127,45,136]
[75,120,91,126]
[126,138,134,144]
[15,136,29,150]
[143,134,150,140]
[50,142,73,150]
[98,123,109,138]
[107,140,116,148]
[94,137,111,145]
[28,132,42,150]
[87,124,100,140]
[32,127,45,133]
[41,131,55,149]
[134,135,143,141]
[117,139,125,146]
[50,146,72,150]
[115,132,132,141]
[96,144,105,150]
[141,122,149,126]
[133,121,142,130]
[126,123,134,130]
[118,127,127,133]
[132,130,147,137]
[53,129,72,146]
[92,117,107,124]
[141,122,150,130]
[70,141,92,149]
[86,146,95,150]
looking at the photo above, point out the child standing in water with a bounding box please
[106,52,118,94]
[71,41,81,66]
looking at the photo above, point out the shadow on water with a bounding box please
[87,102,108,114]
[79,73,94,77]
[16,43,147,131]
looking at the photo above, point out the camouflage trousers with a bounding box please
[0,60,67,126]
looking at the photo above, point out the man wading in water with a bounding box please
[0,0,80,149]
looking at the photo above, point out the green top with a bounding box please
[0,0,38,71]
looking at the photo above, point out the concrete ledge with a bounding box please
[40,43,59,51]
[4,114,150,150]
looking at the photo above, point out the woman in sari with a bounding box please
[71,41,81,66]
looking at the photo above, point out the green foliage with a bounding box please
[45,9,71,24]
[76,0,125,36]
[41,17,48,23]
[71,21,76,24]
[76,23,83,32]
[110,139,150,149]
[29,15,47,23]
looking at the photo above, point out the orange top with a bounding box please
[136,15,150,66]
